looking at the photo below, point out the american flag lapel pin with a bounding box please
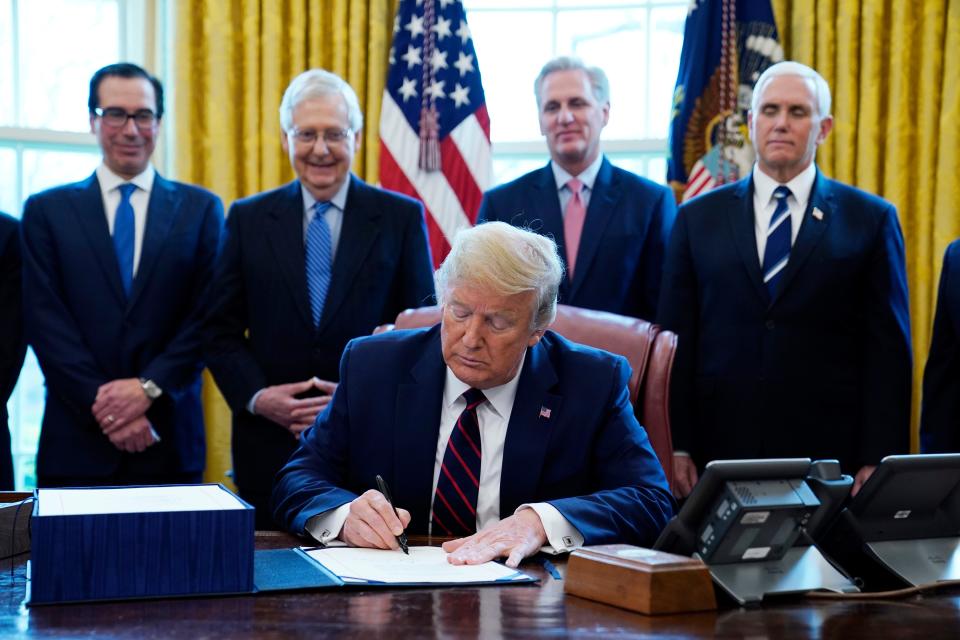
[812,207,824,221]
[539,406,552,419]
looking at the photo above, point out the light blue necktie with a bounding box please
[761,185,792,297]
[113,183,137,296]
[306,201,333,327]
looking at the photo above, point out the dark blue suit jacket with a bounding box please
[204,177,435,513]
[477,158,676,320]
[921,239,960,452]
[657,171,911,473]
[272,327,674,545]
[21,172,224,479]
[0,212,24,489]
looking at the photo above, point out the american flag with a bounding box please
[379,0,491,266]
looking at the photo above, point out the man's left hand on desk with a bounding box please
[442,509,547,568]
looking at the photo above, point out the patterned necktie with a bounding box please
[305,201,333,327]
[762,185,793,297]
[113,183,137,296]
[432,388,486,536]
[563,178,587,279]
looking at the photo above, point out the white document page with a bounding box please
[303,546,528,584]
[37,485,247,516]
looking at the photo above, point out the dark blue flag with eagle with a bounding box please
[667,0,782,203]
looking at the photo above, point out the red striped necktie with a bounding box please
[431,388,486,536]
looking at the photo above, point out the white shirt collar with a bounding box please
[550,153,604,192]
[442,350,527,419]
[752,161,817,210]
[300,174,351,215]
[96,163,155,194]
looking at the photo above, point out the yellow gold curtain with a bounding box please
[170,0,398,486]
[772,0,960,453]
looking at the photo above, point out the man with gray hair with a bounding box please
[477,56,676,320]
[204,68,435,527]
[658,61,911,498]
[272,221,673,566]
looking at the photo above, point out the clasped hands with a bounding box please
[92,378,157,453]
[254,377,338,438]
[340,489,547,568]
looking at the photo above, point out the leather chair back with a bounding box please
[387,304,676,490]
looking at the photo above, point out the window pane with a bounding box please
[465,0,554,9]
[468,10,552,143]
[648,6,686,139]
[22,148,100,198]
[555,9,651,139]
[9,350,42,490]
[19,0,120,131]
[0,147,16,215]
[492,155,548,186]
[0,0,13,126]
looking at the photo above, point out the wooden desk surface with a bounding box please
[2,532,960,638]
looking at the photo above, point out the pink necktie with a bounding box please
[563,178,586,278]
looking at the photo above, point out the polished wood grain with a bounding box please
[1,532,959,638]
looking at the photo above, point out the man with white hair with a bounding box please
[273,221,673,566]
[658,61,911,498]
[204,69,435,527]
[477,56,676,321]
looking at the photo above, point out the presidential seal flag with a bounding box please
[667,0,783,203]
[379,0,492,266]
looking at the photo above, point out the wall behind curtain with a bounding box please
[772,0,960,452]
[171,0,398,486]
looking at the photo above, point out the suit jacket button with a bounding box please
[765,320,775,330]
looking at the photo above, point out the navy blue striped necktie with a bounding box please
[306,201,333,327]
[762,185,793,297]
[113,183,137,296]
[432,388,486,536]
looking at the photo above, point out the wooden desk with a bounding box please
[2,532,960,638]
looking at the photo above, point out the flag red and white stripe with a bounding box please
[379,0,491,266]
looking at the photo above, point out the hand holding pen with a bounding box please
[376,474,409,554]
[340,484,412,551]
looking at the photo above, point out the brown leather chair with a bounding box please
[387,304,676,490]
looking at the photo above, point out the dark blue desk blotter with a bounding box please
[28,484,254,605]
[253,548,344,592]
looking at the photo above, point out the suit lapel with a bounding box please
[569,158,617,299]
[771,172,833,304]
[728,177,770,305]
[128,174,179,310]
[499,338,560,518]
[69,173,127,305]
[265,181,313,329]
[394,329,447,530]
[528,165,568,296]
[317,177,379,333]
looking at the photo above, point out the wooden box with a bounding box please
[564,544,716,615]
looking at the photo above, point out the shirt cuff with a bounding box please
[305,504,351,544]
[517,503,584,554]
[246,388,265,414]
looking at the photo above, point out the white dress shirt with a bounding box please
[551,152,604,215]
[96,163,155,276]
[307,354,584,554]
[751,162,817,263]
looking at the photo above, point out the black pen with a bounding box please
[375,474,409,554]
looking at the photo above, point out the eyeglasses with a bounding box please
[94,107,158,129]
[289,128,353,146]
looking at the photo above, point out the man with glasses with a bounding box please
[21,63,224,487]
[204,68,434,528]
